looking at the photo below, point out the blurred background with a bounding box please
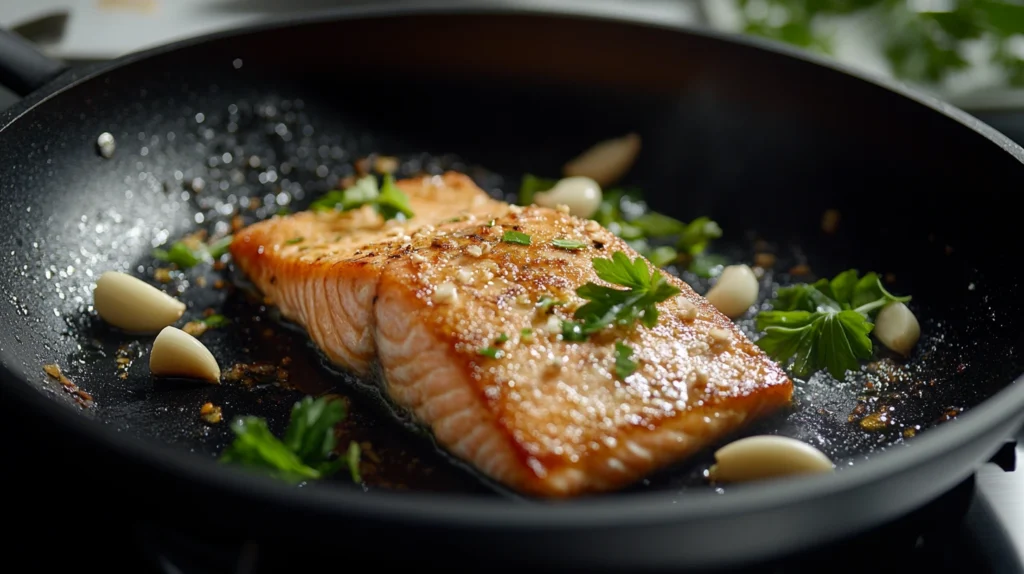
[7,0,1024,111]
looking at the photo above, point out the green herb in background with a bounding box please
[517,174,723,272]
[735,0,1024,86]
[220,396,360,484]
[755,269,911,379]
[310,174,414,220]
[200,314,231,328]
[614,341,639,378]
[153,234,234,269]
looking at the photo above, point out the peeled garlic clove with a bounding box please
[534,176,603,219]
[562,133,641,187]
[150,326,221,383]
[705,264,759,319]
[709,435,834,483]
[93,271,186,333]
[874,302,920,356]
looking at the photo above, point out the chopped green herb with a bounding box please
[285,237,304,245]
[477,346,505,359]
[647,245,679,268]
[153,242,202,269]
[276,206,293,216]
[562,251,681,341]
[219,396,357,484]
[614,342,638,378]
[676,217,722,255]
[201,314,231,328]
[756,270,912,379]
[552,238,587,250]
[346,441,362,483]
[689,253,729,278]
[520,328,534,338]
[631,212,688,237]
[155,235,234,268]
[310,174,414,221]
[502,230,532,245]
[516,173,723,271]
[518,174,558,205]
[536,296,565,313]
[377,174,415,220]
[207,235,234,259]
[486,219,496,227]
[495,333,509,344]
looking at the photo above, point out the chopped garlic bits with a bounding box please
[708,435,834,483]
[93,271,186,333]
[150,326,221,383]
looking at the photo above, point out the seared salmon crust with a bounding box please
[231,172,793,497]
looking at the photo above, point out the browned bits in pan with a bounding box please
[200,402,223,424]
[43,363,93,408]
[753,252,775,269]
[789,263,811,276]
[115,341,143,380]
[182,320,209,338]
[223,362,290,389]
[821,209,840,234]
[154,268,172,283]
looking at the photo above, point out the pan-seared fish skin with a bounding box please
[231,172,793,497]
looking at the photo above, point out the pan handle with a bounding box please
[0,28,68,97]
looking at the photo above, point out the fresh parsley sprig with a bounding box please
[755,270,911,380]
[562,251,681,341]
[516,174,722,274]
[220,396,360,484]
[310,174,414,221]
[153,234,234,269]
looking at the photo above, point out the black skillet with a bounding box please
[1,4,1023,572]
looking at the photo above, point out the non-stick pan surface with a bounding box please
[1,5,1023,571]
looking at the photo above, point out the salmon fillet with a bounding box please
[231,172,793,497]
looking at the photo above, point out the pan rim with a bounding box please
[2,0,1023,535]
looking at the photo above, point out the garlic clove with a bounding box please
[873,302,920,356]
[534,176,603,219]
[709,435,834,483]
[93,271,186,333]
[150,326,221,383]
[705,264,759,319]
[562,133,641,187]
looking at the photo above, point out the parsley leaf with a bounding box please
[153,242,202,268]
[478,346,504,359]
[285,237,304,245]
[346,441,362,483]
[310,174,413,221]
[676,216,722,255]
[756,270,912,379]
[207,235,234,259]
[201,314,230,328]
[562,251,681,341]
[154,234,234,268]
[536,296,564,313]
[552,238,587,250]
[614,342,638,378]
[502,230,532,245]
[220,396,358,484]
[377,174,415,220]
